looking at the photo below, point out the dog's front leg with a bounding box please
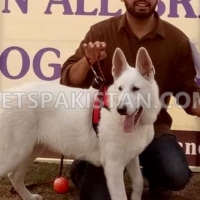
[103,161,127,200]
[126,156,143,200]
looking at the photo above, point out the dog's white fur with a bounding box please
[0,47,161,200]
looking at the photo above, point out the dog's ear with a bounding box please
[112,48,128,79]
[135,47,155,79]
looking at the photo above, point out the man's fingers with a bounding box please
[94,41,106,50]
[99,51,107,60]
[83,41,107,64]
[100,42,106,50]
[83,42,106,50]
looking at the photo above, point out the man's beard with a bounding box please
[125,1,157,19]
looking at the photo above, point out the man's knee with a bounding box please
[163,163,192,191]
[140,134,192,191]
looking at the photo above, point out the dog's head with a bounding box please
[109,47,161,133]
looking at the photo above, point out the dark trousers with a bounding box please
[75,134,192,200]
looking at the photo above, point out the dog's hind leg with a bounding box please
[126,156,143,200]
[8,147,43,200]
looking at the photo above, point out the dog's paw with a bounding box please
[29,194,43,200]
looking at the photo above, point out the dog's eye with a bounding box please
[118,86,123,91]
[132,87,139,92]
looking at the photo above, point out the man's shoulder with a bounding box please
[161,19,189,40]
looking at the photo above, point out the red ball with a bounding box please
[53,177,69,194]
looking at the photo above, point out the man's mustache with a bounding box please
[134,0,151,6]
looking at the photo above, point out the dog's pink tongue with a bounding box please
[124,115,135,133]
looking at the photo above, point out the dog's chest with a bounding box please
[99,124,154,162]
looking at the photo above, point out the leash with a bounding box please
[85,53,109,134]
[10,155,65,194]
[85,53,106,88]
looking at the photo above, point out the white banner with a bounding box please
[0,0,199,132]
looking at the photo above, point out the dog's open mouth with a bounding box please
[124,107,143,133]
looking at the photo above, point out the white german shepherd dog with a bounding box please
[0,47,161,200]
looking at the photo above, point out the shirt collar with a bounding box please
[118,12,166,38]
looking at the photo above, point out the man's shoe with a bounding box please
[69,160,88,188]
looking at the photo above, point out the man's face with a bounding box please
[123,0,158,19]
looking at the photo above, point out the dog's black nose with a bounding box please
[117,105,127,115]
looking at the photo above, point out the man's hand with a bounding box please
[83,41,107,65]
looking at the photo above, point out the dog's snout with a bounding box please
[117,105,127,115]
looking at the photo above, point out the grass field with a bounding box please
[0,162,200,200]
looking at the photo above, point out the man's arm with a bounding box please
[172,39,200,116]
[60,42,107,87]
[191,98,200,117]
[61,56,92,87]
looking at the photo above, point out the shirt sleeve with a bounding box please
[172,39,200,115]
[60,28,96,88]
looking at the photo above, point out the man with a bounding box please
[60,0,200,199]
